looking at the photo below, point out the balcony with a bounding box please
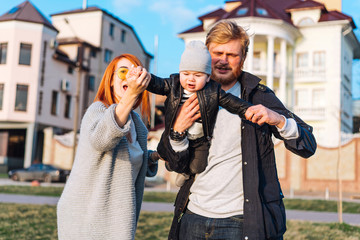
[251,58,281,77]
[293,107,326,121]
[294,67,326,83]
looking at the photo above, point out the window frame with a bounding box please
[15,84,29,112]
[0,43,7,64]
[19,43,32,65]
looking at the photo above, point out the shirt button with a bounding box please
[244,162,247,165]
[245,199,249,202]
[245,236,249,240]
[242,126,245,129]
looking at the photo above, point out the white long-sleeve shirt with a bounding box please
[171,81,298,218]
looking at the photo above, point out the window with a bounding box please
[256,8,268,16]
[38,91,43,115]
[253,51,261,70]
[51,91,59,115]
[40,41,47,86]
[313,51,325,68]
[68,66,74,74]
[19,43,32,65]
[110,23,114,37]
[296,52,308,68]
[237,8,248,15]
[15,84,28,112]
[88,75,95,91]
[90,49,97,58]
[0,84,3,110]
[295,89,308,106]
[104,49,113,63]
[298,17,315,26]
[121,30,126,43]
[312,89,325,107]
[8,7,20,14]
[0,43,7,64]
[64,94,72,118]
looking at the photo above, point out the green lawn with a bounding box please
[0,203,359,240]
[0,173,8,179]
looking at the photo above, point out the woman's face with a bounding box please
[112,58,133,102]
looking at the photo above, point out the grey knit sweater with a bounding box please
[57,102,157,240]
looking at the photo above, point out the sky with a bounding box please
[1,0,360,98]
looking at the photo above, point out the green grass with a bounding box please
[0,173,8,179]
[0,203,57,240]
[143,191,176,203]
[0,203,359,240]
[0,186,64,197]
[284,198,360,214]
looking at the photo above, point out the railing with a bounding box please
[293,107,326,120]
[252,58,281,76]
[294,67,326,82]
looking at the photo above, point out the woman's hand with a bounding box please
[126,66,150,97]
[115,66,150,128]
[172,94,201,132]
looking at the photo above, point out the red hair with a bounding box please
[94,54,151,124]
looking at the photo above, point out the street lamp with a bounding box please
[71,44,83,165]
[63,17,83,165]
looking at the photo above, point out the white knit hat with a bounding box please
[179,40,212,75]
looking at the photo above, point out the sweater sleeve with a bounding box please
[82,102,131,152]
[256,88,317,158]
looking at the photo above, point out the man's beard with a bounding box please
[211,63,242,85]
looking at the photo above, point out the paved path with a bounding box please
[1,193,359,226]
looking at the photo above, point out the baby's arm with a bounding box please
[218,88,253,119]
[127,66,172,96]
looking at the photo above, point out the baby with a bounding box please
[132,41,253,186]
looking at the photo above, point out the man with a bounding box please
[157,20,317,240]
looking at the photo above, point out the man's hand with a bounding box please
[172,94,201,132]
[245,104,285,128]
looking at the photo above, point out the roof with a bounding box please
[198,8,226,21]
[180,0,356,34]
[57,37,101,51]
[0,0,58,32]
[51,6,153,59]
[285,0,325,12]
[319,11,356,29]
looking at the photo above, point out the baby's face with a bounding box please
[179,71,210,92]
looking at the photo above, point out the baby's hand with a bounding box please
[127,65,143,81]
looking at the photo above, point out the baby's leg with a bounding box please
[175,173,190,187]
[189,140,210,174]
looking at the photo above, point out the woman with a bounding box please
[57,54,158,240]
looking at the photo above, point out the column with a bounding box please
[24,123,36,168]
[291,47,296,109]
[247,35,254,73]
[267,36,274,90]
[279,39,287,103]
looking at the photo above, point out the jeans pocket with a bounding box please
[230,215,244,223]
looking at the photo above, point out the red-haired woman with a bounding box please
[57,54,158,240]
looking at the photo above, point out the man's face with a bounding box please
[208,39,243,90]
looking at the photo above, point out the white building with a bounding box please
[0,1,152,171]
[178,0,360,147]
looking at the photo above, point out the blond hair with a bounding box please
[205,20,249,68]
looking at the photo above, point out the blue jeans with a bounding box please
[179,210,244,240]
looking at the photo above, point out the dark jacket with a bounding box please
[158,71,317,240]
[147,73,252,173]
